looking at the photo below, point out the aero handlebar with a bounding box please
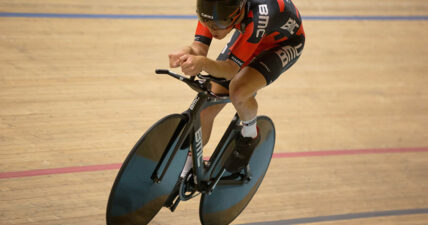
[155,69,229,98]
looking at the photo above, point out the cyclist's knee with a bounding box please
[229,82,255,107]
[229,68,265,106]
[229,86,245,106]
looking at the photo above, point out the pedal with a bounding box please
[218,165,252,185]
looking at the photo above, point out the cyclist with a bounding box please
[169,0,305,175]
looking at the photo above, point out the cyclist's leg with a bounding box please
[229,67,266,122]
[225,36,305,172]
[230,36,305,122]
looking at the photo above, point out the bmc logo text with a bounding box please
[275,43,303,67]
[189,96,199,110]
[256,4,269,38]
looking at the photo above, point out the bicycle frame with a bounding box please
[151,70,244,195]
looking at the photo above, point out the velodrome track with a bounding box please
[1,0,427,224]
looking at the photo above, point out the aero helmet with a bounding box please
[197,0,246,30]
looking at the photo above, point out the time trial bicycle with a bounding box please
[106,69,276,225]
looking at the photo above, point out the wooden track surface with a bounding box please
[1,0,428,224]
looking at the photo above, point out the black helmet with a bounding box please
[197,0,246,30]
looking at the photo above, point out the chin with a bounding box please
[213,31,231,40]
[213,35,226,40]
[211,27,233,40]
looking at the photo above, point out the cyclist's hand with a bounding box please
[168,51,186,68]
[180,54,204,76]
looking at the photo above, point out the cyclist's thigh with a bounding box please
[248,36,305,85]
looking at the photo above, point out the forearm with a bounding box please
[181,42,209,57]
[201,57,239,80]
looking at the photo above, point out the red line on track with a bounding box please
[272,147,428,158]
[1,147,427,179]
[0,163,123,179]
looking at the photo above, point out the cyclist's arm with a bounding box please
[201,58,239,80]
[184,20,212,57]
[189,41,209,57]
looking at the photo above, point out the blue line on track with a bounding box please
[0,12,195,19]
[1,12,428,20]
[239,208,428,225]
